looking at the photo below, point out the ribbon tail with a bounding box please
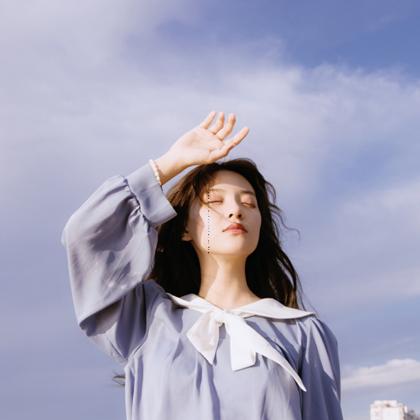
[227,316,307,392]
[225,319,256,370]
[250,331,307,392]
[229,336,256,371]
[186,311,220,365]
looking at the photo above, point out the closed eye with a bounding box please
[207,200,256,208]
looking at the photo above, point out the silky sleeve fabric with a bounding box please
[60,161,177,364]
[300,316,344,419]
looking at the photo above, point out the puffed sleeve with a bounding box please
[299,316,344,419]
[60,161,177,364]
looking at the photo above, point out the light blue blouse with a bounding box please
[61,161,344,420]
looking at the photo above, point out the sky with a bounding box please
[1,0,419,419]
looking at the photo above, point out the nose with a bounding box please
[228,211,242,219]
[224,198,243,219]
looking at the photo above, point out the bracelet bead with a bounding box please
[148,159,162,186]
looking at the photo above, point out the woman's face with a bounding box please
[182,170,262,258]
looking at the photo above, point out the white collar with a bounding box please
[166,293,316,392]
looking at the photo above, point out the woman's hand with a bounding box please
[167,111,250,169]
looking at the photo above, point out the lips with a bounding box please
[224,223,247,232]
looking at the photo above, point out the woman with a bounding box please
[61,111,344,419]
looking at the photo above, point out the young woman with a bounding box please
[61,111,344,420]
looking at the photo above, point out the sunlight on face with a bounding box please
[183,170,262,259]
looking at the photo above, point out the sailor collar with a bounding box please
[166,292,316,392]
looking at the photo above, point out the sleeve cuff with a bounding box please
[125,161,178,228]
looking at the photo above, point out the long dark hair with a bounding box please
[113,157,316,386]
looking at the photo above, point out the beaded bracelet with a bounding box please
[148,159,162,186]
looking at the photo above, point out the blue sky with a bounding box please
[1,1,419,419]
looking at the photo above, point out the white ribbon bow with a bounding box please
[166,293,316,393]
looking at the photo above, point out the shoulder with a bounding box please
[135,278,169,311]
[142,278,167,297]
[295,314,339,350]
[141,278,186,311]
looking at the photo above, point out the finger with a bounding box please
[221,126,249,147]
[225,127,250,151]
[210,127,250,160]
[208,112,225,134]
[235,126,250,140]
[197,127,225,149]
[215,113,236,139]
[199,111,217,129]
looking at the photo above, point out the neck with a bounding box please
[197,256,260,309]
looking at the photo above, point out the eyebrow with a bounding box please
[208,188,256,197]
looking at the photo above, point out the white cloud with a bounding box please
[342,358,420,391]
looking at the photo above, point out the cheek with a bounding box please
[200,207,224,233]
[249,212,262,234]
[187,207,209,236]
[202,207,216,227]
[256,212,262,227]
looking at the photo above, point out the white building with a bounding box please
[370,400,420,420]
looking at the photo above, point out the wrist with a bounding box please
[154,152,186,185]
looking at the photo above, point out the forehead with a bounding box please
[204,170,255,196]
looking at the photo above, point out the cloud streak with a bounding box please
[342,358,420,391]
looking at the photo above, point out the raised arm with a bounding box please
[60,110,250,363]
[61,159,180,363]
